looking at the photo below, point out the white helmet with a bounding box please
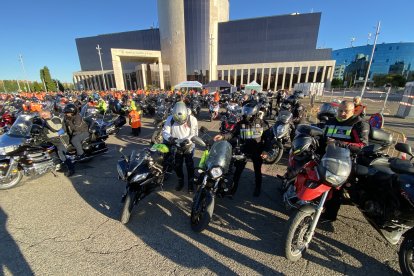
[172,101,188,125]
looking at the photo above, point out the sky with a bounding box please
[0,0,413,83]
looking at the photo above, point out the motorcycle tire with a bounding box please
[191,189,215,232]
[263,145,284,164]
[120,190,137,224]
[151,130,163,145]
[285,208,316,261]
[0,170,23,190]
[399,236,414,276]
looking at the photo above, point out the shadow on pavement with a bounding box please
[0,208,33,276]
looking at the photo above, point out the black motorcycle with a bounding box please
[190,130,245,232]
[117,136,205,224]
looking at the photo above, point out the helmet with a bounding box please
[242,102,258,120]
[291,133,314,161]
[172,101,188,125]
[63,103,78,115]
[286,95,298,106]
[317,103,338,122]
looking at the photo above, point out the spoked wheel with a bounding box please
[120,190,137,224]
[285,208,316,261]
[191,189,215,232]
[399,236,414,276]
[0,170,23,190]
[263,144,283,164]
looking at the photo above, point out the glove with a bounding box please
[169,137,177,144]
[180,139,189,147]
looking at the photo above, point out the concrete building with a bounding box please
[73,0,334,91]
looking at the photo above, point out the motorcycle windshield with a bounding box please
[318,144,352,188]
[277,110,293,124]
[206,141,232,172]
[8,114,33,138]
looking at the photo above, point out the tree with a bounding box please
[40,66,55,91]
[331,78,344,88]
[33,81,43,92]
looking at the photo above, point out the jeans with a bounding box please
[71,132,89,155]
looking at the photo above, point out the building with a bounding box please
[73,0,335,91]
[332,42,414,83]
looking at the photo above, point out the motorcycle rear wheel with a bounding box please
[263,145,283,164]
[0,170,23,190]
[399,236,414,276]
[285,208,316,261]
[191,189,215,232]
[120,190,137,224]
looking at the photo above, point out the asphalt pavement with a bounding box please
[0,109,404,275]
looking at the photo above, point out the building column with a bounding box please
[321,66,327,82]
[274,68,279,91]
[267,68,272,90]
[227,70,231,83]
[313,66,318,82]
[141,64,147,89]
[247,68,251,83]
[297,66,302,83]
[281,67,287,90]
[112,55,125,90]
[289,67,294,91]
[260,68,265,87]
[305,66,310,82]
[325,66,333,89]
[159,62,165,89]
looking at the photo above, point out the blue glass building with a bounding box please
[332,42,414,80]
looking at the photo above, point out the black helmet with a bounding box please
[286,95,298,106]
[317,103,337,122]
[63,103,78,115]
[242,102,258,120]
[291,133,314,161]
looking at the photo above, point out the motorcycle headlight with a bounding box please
[276,124,289,138]
[325,170,347,187]
[131,172,149,183]
[209,167,223,179]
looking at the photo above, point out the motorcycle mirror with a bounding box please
[191,136,206,147]
[395,143,413,157]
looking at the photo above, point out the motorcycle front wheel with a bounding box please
[191,189,215,232]
[285,208,316,261]
[263,144,284,164]
[120,189,137,224]
[399,236,414,275]
[0,170,23,190]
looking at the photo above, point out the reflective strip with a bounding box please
[240,127,263,139]
[325,125,353,140]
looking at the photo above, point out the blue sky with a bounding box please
[1,0,412,83]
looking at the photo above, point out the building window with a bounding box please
[397,46,400,50]
[389,46,392,50]
[386,59,389,63]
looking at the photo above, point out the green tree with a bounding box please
[331,78,344,88]
[40,66,55,92]
[33,81,42,92]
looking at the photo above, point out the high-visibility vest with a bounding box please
[129,110,141,128]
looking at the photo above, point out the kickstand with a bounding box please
[50,171,58,177]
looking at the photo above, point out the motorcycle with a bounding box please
[219,105,241,134]
[117,136,205,224]
[190,128,245,232]
[263,110,295,164]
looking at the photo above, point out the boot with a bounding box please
[188,179,194,194]
[175,178,184,191]
[64,159,75,177]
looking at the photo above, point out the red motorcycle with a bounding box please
[0,112,16,135]
[283,144,352,261]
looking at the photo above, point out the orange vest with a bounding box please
[214,92,220,102]
[129,110,141,128]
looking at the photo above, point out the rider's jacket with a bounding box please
[323,115,369,151]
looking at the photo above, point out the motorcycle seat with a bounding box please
[369,128,392,145]
[390,158,414,174]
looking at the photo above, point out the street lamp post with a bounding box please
[361,21,381,98]
[18,54,31,93]
[96,44,107,91]
[209,34,214,82]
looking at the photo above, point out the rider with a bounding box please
[162,101,199,194]
[321,100,370,225]
[353,96,366,118]
[214,101,272,197]
[63,103,90,161]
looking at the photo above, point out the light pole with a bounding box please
[16,79,21,91]
[18,54,31,92]
[361,21,381,98]
[96,44,107,91]
[209,34,214,82]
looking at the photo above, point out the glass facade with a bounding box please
[218,13,332,65]
[184,0,210,82]
[76,29,160,71]
[332,42,414,80]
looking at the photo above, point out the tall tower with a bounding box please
[157,0,187,87]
